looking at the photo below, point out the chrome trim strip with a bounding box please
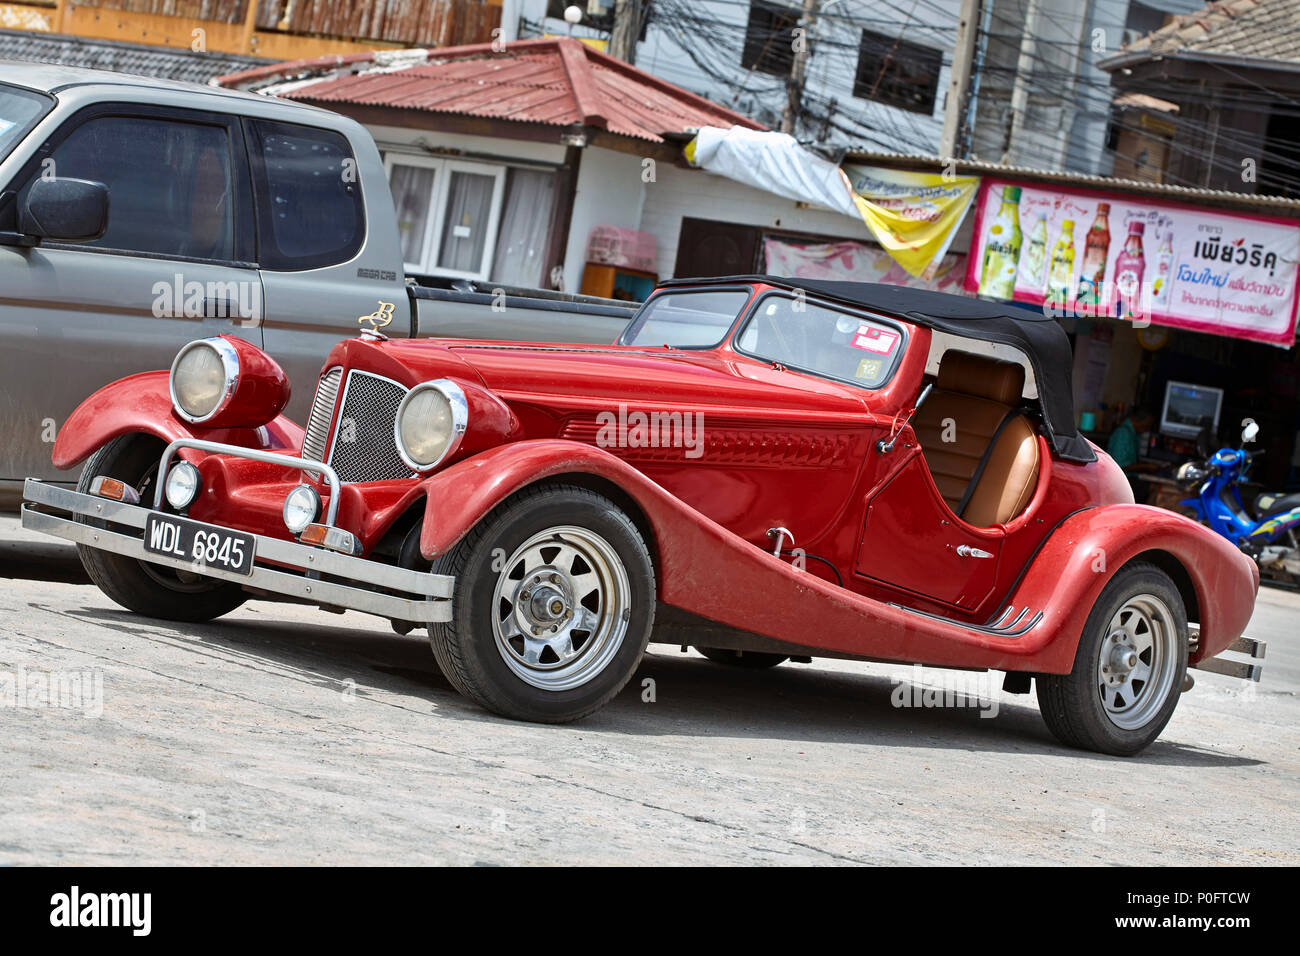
[889,602,1044,638]
[152,439,343,527]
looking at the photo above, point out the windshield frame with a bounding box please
[0,82,55,166]
[731,289,910,391]
[617,284,754,350]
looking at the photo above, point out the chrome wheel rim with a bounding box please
[1097,593,1179,731]
[491,525,631,692]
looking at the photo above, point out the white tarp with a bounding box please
[687,125,859,218]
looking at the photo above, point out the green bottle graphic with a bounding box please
[979,186,1023,300]
[1046,219,1075,310]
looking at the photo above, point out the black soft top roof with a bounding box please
[657,275,1094,463]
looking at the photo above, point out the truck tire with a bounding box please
[428,484,655,723]
[1036,561,1188,756]
[697,647,788,669]
[76,435,246,623]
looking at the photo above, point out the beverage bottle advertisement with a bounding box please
[963,180,1300,346]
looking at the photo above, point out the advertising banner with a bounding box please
[762,237,970,295]
[964,179,1300,346]
[843,165,980,280]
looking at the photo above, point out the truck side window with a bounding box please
[247,119,363,271]
[28,115,234,260]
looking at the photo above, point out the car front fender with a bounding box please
[51,371,305,472]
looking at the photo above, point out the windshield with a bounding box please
[735,294,904,389]
[622,289,750,348]
[0,83,53,164]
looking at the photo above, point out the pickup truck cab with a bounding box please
[0,63,632,505]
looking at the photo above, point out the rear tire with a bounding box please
[428,484,655,723]
[697,647,787,669]
[1036,562,1187,756]
[76,435,246,623]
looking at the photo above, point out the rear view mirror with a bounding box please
[19,177,109,242]
[1242,419,1260,444]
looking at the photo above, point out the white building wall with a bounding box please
[639,162,879,278]
[563,146,646,292]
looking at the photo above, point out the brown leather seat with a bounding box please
[910,350,1041,527]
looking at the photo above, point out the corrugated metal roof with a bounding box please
[215,37,764,142]
[1101,0,1300,69]
[841,149,1300,213]
[0,27,269,85]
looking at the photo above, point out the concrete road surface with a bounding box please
[1,515,1295,865]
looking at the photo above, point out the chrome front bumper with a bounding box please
[21,478,453,624]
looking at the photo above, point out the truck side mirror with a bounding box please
[1242,420,1260,444]
[18,177,109,242]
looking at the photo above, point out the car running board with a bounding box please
[888,603,1044,638]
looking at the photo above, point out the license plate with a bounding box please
[143,513,255,576]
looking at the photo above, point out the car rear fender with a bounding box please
[1002,504,1258,667]
[51,371,304,472]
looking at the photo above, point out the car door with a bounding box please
[0,104,261,488]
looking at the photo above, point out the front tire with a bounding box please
[428,484,655,723]
[1036,561,1187,756]
[76,435,247,623]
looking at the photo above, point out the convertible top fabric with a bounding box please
[658,276,1094,463]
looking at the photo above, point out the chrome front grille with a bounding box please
[326,371,414,483]
[302,367,343,462]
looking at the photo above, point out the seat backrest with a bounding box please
[911,350,1040,527]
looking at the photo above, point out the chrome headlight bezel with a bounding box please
[164,461,202,510]
[169,337,240,424]
[394,378,469,473]
[282,483,322,534]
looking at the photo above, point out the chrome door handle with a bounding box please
[956,545,994,559]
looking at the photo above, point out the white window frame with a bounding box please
[384,154,506,281]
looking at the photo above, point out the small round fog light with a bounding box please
[283,483,321,534]
[164,461,201,510]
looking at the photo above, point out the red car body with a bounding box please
[26,277,1261,750]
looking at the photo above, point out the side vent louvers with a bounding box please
[301,367,343,462]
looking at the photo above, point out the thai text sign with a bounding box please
[964,179,1300,346]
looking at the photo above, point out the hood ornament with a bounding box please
[358,301,395,339]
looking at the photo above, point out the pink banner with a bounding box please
[762,238,971,295]
[964,179,1300,347]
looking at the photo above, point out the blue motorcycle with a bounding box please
[1177,421,1300,584]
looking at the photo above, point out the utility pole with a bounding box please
[781,0,819,135]
[610,0,640,64]
[1002,0,1042,164]
[939,0,981,159]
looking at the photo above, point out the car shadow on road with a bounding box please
[65,604,1262,769]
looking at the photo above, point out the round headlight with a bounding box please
[164,461,202,510]
[395,379,468,471]
[283,484,321,534]
[170,338,239,423]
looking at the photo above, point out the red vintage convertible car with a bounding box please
[23,278,1264,755]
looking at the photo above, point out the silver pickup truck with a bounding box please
[0,63,635,507]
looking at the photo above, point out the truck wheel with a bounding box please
[1036,562,1187,756]
[697,647,788,669]
[76,435,246,623]
[428,484,655,723]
